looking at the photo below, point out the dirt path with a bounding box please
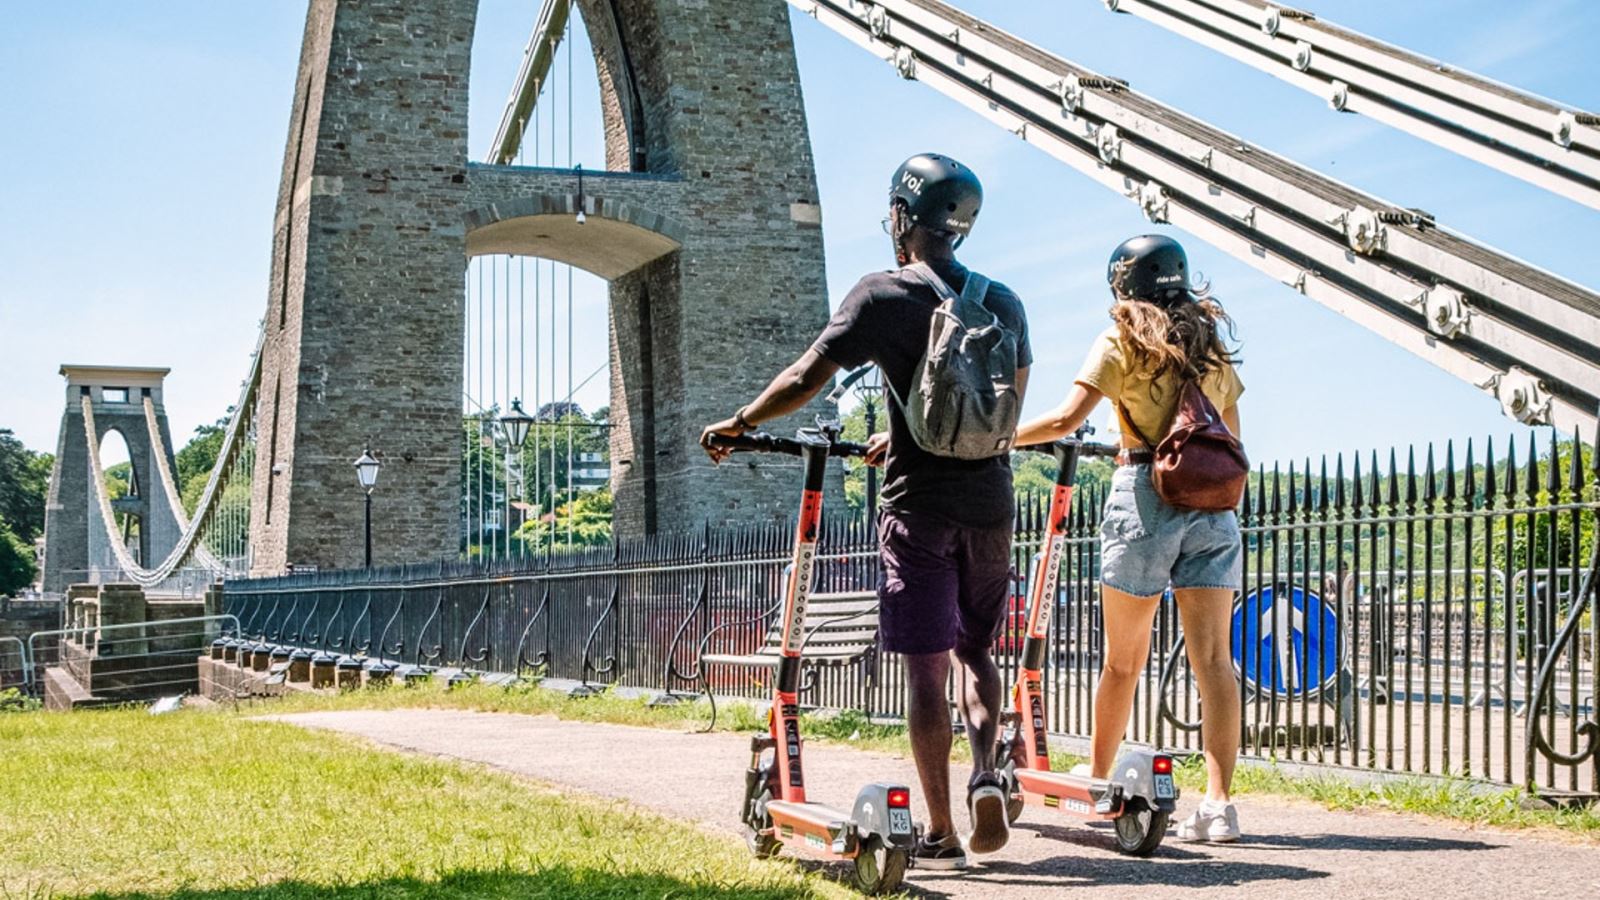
[266,709,1596,899]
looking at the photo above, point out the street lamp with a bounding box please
[854,367,885,518]
[500,399,536,449]
[353,446,381,568]
[500,400,537,552]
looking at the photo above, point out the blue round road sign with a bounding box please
[1231,585,1341,698]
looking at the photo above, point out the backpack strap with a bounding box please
[1114,399,1160,451]
[1115,375,1199,450]
[903,261,959,304]
[903,261,997,323]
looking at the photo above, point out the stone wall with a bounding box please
[0,598,60,689]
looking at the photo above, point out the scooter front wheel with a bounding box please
[851,835,908,895]
[1112,801,1169,856]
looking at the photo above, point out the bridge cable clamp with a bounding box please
[1138,181,1170,223]
[892,46,917,80]
[1491,368,1553,426]
[1423,286,1470,339]
[1328,80,1350,112]
[1291,40,1315,72]
[1059,74,1084,114]
[1554,110,1577,148]
[1103,0,1122,12]
[1344,205,1387,255]
[1262,6,1283,36]
[867,5,890,39]
[1097,124,1123,164]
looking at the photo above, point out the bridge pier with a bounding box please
[250,0,837,573]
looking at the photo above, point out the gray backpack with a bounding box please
[889,262,1022,460]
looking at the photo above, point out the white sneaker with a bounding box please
[1177,800,1240,843]
[1069,762,1093,777]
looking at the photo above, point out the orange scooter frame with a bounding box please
[997,434,1180,856]
[710,423,916,894]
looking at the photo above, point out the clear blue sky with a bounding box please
[2,1,1596,468]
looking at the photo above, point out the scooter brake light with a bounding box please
[1152,756,1173,774]
[887,788,911,808]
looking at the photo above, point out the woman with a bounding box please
[1015,234,1245,842]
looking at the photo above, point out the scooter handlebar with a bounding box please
[705,431,867,459]
[1015,439,1121,458]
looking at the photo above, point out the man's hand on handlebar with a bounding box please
[700,416,748,464]
[864,432,889,468]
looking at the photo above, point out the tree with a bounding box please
[176,418,228,514]
[0,430,52,543]
[0,517,35,596]
[514,488,613,551]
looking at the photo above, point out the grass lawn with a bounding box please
[0,706,858,900]
[247,679,1600,840]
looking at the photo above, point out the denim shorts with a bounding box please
[1100,465,1242,598]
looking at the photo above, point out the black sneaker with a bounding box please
[912,832,968,870]
[966,771,1010,854]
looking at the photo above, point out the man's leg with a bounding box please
[951,642,1002,778]
[904,650,956,839]
[953,524,1015,854]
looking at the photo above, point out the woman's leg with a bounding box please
[1091,585,1162,777]
[1172,587,1240,802]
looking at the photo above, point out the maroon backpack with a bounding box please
[1121,378,1249,512]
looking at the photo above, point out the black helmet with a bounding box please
[1107,234,1191,302]
[889,153,982,236]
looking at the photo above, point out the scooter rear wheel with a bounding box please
[745,825,781,859]
[1112,801,1169,856]
[852,835,908,895]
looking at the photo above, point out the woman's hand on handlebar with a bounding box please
[700,416,746,464]
[864,432,889,468]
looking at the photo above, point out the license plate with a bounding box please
[1154,774,1175,800]
[888,808,912,834]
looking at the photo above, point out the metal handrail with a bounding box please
[0,636,30,693]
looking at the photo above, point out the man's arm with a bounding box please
[700,349,841,462]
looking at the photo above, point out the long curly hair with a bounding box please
[1108,258,1240,383]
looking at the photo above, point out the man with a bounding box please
[701,153,1030,869]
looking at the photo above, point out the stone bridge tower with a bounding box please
[41,366,184,592]
[249,0,834,574]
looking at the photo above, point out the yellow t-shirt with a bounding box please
[1075,326,1244,446]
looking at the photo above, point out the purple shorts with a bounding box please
[877,510,1014,656]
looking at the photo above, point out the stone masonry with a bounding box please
[251,0,838,570]
[41,367,184,593]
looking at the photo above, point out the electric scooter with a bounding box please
[996,431,1181,856]
[707,420,917,895]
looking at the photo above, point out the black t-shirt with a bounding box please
[811,259,1032,528]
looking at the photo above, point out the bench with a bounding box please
[686,585,881,729]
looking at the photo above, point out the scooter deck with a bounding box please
[766,799,859,857]
[1014,768,1123,819]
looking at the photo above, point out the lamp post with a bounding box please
[500,399,537,554]
[352,446,381,568]
[854,367,885,519]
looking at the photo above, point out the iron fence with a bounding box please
[223,432,1598,798]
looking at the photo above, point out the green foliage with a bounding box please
[515,488,614,551]
[0,429,51,544]
[0,688,40,713]
[176,417,228,514]
[0,517,36,596]
[462,407,610,556]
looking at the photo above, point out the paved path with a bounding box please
[268,709,1598,899]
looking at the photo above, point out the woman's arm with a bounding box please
[1222,403,1240,438]
[1015,383,1104,446]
